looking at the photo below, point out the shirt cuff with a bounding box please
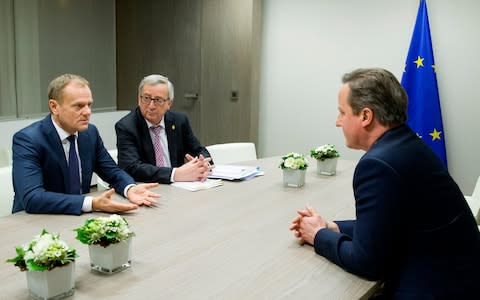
[124,184,136,198]
[170,168,176,183]
[82,196,93,212]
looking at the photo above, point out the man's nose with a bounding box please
[83,105,91,115]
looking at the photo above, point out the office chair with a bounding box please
[0,148,12,167]
[464,175,480,226]
[0,166,13,217]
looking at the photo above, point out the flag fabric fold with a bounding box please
[401,0,448,169]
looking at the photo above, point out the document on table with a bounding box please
[208,164,264,181]
[171,179,223,191]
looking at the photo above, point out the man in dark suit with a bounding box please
[12,74,160,215]
[115,74,212,184]
[290,68,480,298]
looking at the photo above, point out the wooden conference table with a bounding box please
[0,157,376,299]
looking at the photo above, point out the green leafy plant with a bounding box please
[279,152,308,170]
[310,144,340,161]
[75,214,135,247]
[6,229,77,271]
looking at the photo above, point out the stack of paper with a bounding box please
[208,165,263,181]
[171,179,223,192]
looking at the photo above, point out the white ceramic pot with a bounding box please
[88,238,132,274]
[316,157,338,176]
[26,262,75,300]
[283,168,306,187]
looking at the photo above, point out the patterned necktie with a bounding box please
[67,135,81,194]
[150,126,165,167]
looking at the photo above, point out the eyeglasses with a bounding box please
[140,95,170,106]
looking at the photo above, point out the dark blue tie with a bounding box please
[67,135,81,194]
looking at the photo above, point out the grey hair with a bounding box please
[342,68,407,127]
[138,74,174,100]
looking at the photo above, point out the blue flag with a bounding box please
[401,0,448,169]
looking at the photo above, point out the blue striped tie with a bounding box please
[67,135,81,194]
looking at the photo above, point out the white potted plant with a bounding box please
[279,152,309,187]
[6,229,77,300]
[310,144,340,175]
[74,214,135,274]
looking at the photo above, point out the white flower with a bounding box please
[24,250,34,261]
[284,157,295,169]
[280,152,308,170]
[7,230,76,271]
[32,233,54,256]
[75,214,135,245]
[109,214,122,222]
[310,144,340,161]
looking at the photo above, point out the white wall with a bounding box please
[258,0,480,194]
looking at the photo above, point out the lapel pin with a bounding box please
[172,125,175,130]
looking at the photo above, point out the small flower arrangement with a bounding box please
[6,229,77,271]
[74,214,135,247]
[279,152,308,170]
[310,144,340,161]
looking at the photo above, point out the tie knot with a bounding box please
[67,135,76,143]
[150,125,162,134]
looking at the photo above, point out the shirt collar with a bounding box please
[145,117,165,129]
[51,115,77,142]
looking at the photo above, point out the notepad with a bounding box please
[171,179,223,192]
[208,165,263,181]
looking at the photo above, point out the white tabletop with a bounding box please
[0,157,376,299]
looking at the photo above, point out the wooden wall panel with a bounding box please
[116,0,260,145]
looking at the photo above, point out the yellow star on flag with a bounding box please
[414,56,424,68]
[429,128,442,141]
[432,64,437,73]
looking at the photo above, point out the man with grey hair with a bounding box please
[289,68,479,298]
[115,74,211,184]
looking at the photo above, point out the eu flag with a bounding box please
[401,0,448,169]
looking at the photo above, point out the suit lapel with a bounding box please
[77,131,91,193]
[135,108,156,165]
[164,112,178,165]
[42,116,70,191]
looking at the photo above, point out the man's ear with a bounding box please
[361,108,374,126]
[49,99,58,115]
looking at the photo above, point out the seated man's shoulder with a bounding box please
[86,123,99,133]
[14,119,43,139]
[115,109,138,127]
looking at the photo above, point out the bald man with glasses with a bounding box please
[115,74,212,184]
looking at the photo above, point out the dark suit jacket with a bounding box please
[115,108,210,184]
[313,124,480,299]
[12,115,135,215]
